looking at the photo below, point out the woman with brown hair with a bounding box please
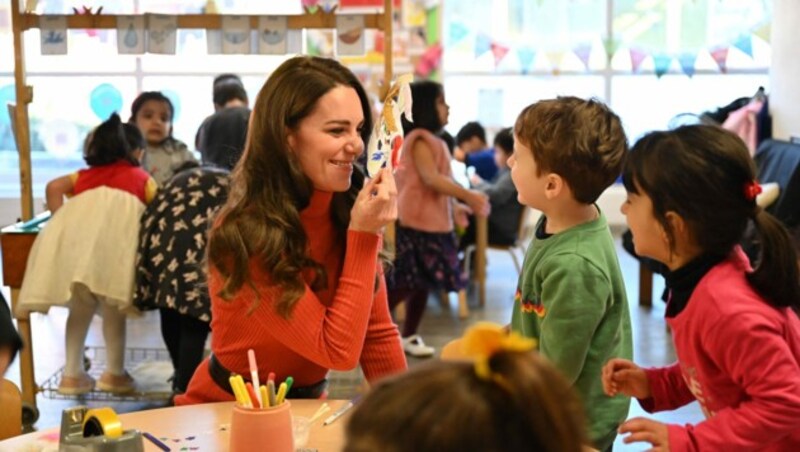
[176,56,406,405]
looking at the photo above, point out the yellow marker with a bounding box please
[259,385,270,408]
[229,376,247,407]
[233,375,252,408]
[276,382,288,405]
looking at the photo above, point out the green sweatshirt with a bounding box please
[511,212,632,451]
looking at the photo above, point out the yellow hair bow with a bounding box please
[461,322,536,380]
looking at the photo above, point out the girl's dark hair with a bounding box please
[83,113,136,167]
[345,351,587,452]
[623,125,800,310]
[128,91,175,141]
[122,123,145,155]
[401,80,444,135]
[207,56,375,318]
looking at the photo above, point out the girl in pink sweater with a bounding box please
[603,125,800,451]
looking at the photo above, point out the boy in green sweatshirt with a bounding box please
[508,96,632,451]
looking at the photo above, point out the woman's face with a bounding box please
[435,93,450,128]
[134,100,171,146]
[289,85,365,192]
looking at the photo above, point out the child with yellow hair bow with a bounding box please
[344,322,590,452]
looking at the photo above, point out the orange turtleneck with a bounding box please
[177,190,407,405]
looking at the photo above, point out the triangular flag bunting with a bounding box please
[573,43,592,71]
[474,33,491,58]
[630,48,647,73]
[653,54,671,78]
[490,42,509,67]
[449,22,469,45]
[733,35,753,58]
[678,52,697,78]
[516,47,536,74]
[753,23,771,43]
[603,37,620,62]
[710,47,729,73]
[546,51,564,74]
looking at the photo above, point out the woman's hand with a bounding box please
[618,417,669,451]
[464,190,490,218]
[349,168,398,234]
[453,203,472,229]
[601,358,651,399]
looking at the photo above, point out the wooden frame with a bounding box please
[6,0,393,424]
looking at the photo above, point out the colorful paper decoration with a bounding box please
[652,53,671,78]
[474,33,491,59]
[710,47,729,73]
[146,14,177,54]
[366,74,413,178]
[415,43,442,77]
[490,42,509,67]
[258,16,288,55]
[89,83,123,120]
[603,36,620,63]
[117,16,145,54]
[449,22,469,45]
[629,48,647,73]
[545,51,564,73]
[336,15,366,56]
[678,52,697,78]
[221,15,251,54]
[516,47,536,74]
[39,16,67,55]
[573,43,592,71]
[732,35,753,58]
[753,23,771,43]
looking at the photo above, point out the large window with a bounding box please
[442,0,771,141]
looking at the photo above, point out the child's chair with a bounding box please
[0,378,22,439]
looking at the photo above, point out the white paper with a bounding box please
[286,29,303,54]
[117,16,145,54]
[258,16,288,55]
[336,15,365,56]
[206,30,222,54]
[39,15,67,55]
[146,14,177,54]
[221,15,251,54]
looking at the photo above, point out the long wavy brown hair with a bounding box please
[207,56,374,318]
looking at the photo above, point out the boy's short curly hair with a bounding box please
[514,96,628,204]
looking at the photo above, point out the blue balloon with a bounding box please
[0,84,16,125]
[89,83,123,120]
[162,89,181,121]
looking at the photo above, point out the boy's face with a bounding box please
[508,136,548,208]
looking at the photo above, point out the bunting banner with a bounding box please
[678,52,697,78]
[516,47,536,74]
[652,53,671,78]
[573,43,592,71]
[753,23,770,43]
[629,48,647,73]
[490,42,509,67]
[545,51,564,74]
[415,42,442,77]
[603,36,620,63]
[710,47,729,73]
[474,33,491,59]
[449,22,469,45]
[732,35,753,58]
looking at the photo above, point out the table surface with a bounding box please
[0,399,349,451]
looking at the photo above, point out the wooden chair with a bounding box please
[0,378,22,440]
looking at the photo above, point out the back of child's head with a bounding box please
[344,350,586,452]
[494,127,514,155]
[129,91,175,125]
[623,124,800,310]
[122,123,145,153]
[401,80,444,135]
[83,113,133,167]
[515,96,627,204]
[213,80,248,107]
[456,121,487,147]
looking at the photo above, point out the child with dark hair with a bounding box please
[509,96,632,450]
[19,113,156,395]
[603,125,800,450]
[388,80,490,357]
[455,121,498,181]
[130,91,196,184]
[345,323,587,452]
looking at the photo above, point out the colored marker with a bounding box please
[143,432,171,451]
[284,376,294,397]
[229,376,246,407]
[323,396,361,426]
[259,385,270,408]
[245,382,261,409]
[247,349,262,407]
[267,380,277,407]
[276,382,288,405]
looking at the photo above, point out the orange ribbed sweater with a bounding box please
[176,191,407,405]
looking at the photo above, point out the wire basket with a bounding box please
[39,346,173,401]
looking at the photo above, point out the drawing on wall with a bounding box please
[146,14,177,54]
[117,16,145,54]
[258,16,288,55]
[222,16,251,54]
[336,15,365,56]
[39,15,67,55]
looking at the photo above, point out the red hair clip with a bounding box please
[743,180,762,201]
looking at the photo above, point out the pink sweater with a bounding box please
[395,129,453,233]
[640,248,800,451]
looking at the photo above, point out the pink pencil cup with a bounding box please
[229,401,294,452]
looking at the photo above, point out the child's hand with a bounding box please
[618,417,669,451]
[453,203,472,229]
[601,358,651,399]
[465,190,490,218]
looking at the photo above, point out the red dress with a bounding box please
[176,190,406,404]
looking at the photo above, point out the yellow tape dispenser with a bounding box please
[59,406,144,451]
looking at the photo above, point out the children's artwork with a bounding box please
[117,16,145,54]
[39,15,67,55]
[287,29,303,54]
[258,16,288,55]
[335,15,365,56]
[221,16,251,54]
[402,0,427,28]
[366,74,413,177]
[146,14,177,54]
[206,30,222,54]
